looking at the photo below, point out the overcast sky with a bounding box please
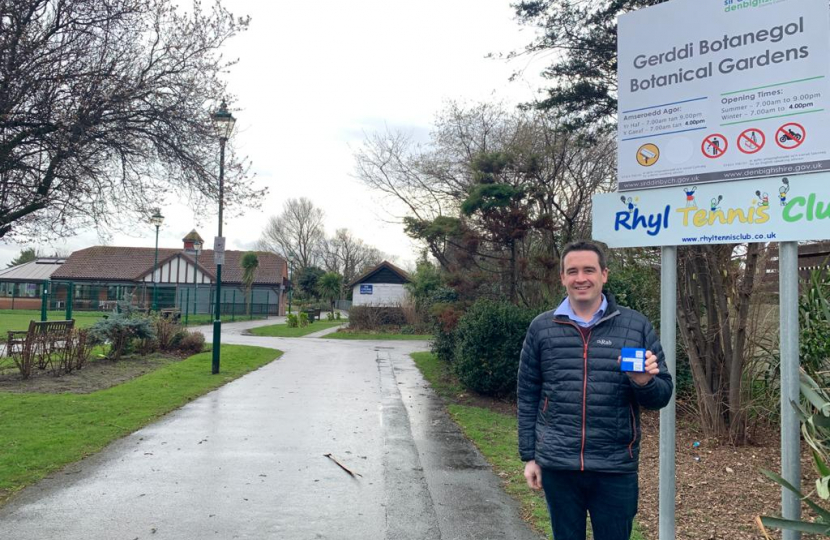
[0,1,545,269]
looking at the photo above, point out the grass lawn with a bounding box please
[0,310,105,341]
[248,320,345,337]
[0,344,281,505]
[326,330,432,340]
[410,351,645,540]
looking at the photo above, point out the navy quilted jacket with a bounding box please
[517,295,673,473]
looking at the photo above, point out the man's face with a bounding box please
[560,250,608,305]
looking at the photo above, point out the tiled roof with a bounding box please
[51,246,286,286]
[0,259,65,282]
[346,260,411,288]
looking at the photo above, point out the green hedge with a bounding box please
[453,299,537,397]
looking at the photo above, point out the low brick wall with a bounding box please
[0,297,41,310]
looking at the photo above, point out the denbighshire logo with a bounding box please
[596,339,613,346]
[723,0,781,12]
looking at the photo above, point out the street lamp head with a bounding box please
[150,208,164,227]
[211,100,236,141]
[193,239,203,255]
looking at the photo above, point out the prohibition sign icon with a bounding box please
[776,122,806,150]
[738,128,764,154]
[701,133,727,159]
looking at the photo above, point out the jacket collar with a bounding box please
[553,292,620,325]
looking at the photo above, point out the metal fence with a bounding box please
[1,281,283,321]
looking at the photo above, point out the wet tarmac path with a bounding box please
[0,321,542,539]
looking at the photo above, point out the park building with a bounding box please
[0,231,289,317]
[347,260,411,307]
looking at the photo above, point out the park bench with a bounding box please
[303,308,322,323]
[160,308,182,322]
[6,320,76,378]
[7,320,75,355]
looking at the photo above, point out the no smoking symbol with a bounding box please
[702,133,727,159]
[776,122,806,149]
[738,128,764,154]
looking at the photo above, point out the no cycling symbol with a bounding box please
[738,128,764,154]
[702,133,727,158]
[776,122,806,150]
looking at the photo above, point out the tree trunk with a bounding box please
[509,240,518,304]
[678,273,726,437]
[727,243,760,443]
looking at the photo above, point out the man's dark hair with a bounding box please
[560,241,607,273]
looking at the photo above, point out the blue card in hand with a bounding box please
[620,347,647,373]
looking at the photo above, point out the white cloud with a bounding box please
[0,0,545,268]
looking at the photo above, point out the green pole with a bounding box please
[66,282,74,320]
[194,249,199,316]
[40,281,49,321]
[185,288,190,326]
[231,290,235,322]
[212,266,222,374]
[211,115,231,375]
[287,263,293,316]
[152,223,160,311]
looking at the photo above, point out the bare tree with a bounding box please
[321,228,385,285]
[258,197,325,271]
[0,0,264,241]
[354,101,614,305]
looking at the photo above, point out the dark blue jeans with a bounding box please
[541,469,638,540]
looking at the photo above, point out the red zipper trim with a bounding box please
[628,405,637,458]
[543,396,549,413]
[554,320,590,471]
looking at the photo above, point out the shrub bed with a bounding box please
[348,306,406,330]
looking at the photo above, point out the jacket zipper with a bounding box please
[628,404,637,458]
[543,396,549,413]
[554,319,591,471]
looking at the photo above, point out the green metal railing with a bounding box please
[9,282,283,322]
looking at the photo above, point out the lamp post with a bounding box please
[150,209,164,311]
[210,100,236,375]
[193,238,203,314]
[287,260,293,315]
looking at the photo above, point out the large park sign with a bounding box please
[595,1,830,538]
[616,0,830,192]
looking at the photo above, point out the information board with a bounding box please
[617,0,830,191]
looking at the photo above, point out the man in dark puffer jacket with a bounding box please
[517,241,673,540]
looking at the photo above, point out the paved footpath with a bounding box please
[0,320,542,540]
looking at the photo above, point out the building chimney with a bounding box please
[182,229,205,252]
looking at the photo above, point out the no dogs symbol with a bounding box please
[702,134,727,158]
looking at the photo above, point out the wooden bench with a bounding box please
[160,308,182,322]
[303,308,322,323]
[6,320,76,377]
[7,320,75,354]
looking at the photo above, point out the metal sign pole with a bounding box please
[779,241,801,540]
[659,246,677,540]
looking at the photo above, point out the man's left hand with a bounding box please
[623,350,659,387]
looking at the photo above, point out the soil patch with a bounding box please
[637,410,816,540]
[461,394,815,539]
[0,353,184,394]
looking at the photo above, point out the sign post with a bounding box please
[608,1,830,537]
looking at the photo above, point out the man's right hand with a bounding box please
[523,460,542,490]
